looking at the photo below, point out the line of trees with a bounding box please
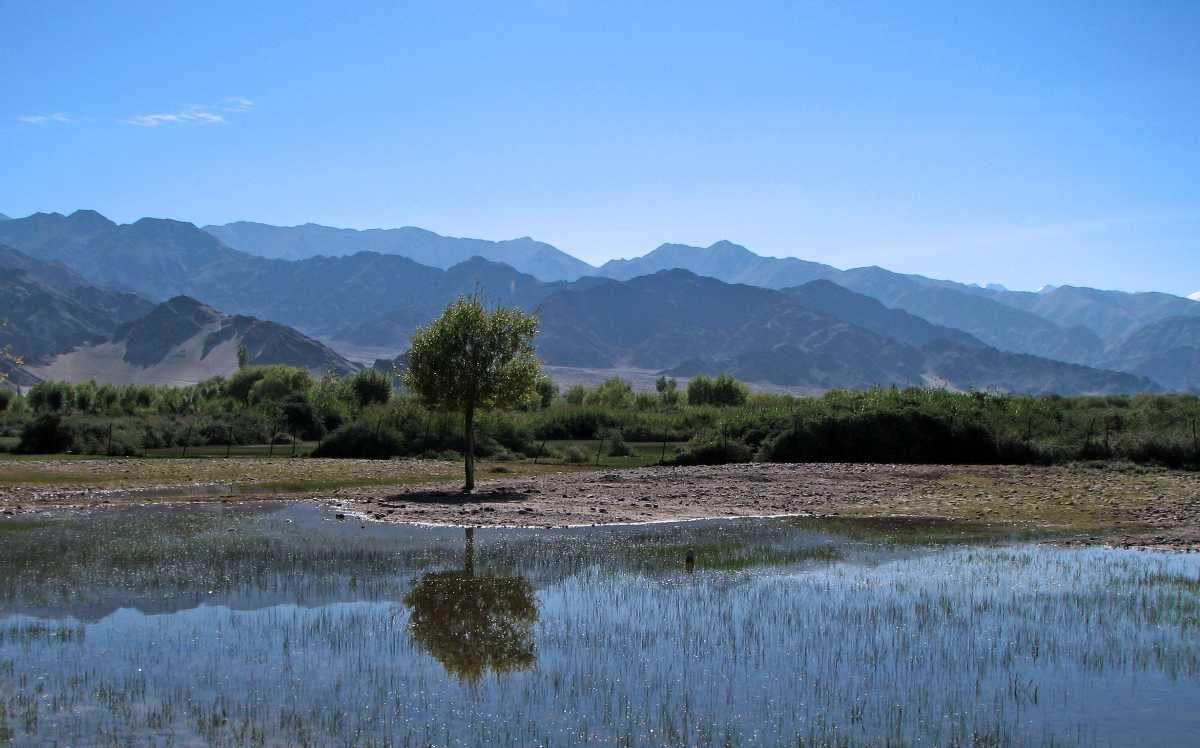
[6,369,1199,470]
[4,291,1199,473]
[3,366,397,456]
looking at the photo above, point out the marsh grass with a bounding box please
[1,507,1197,746]
[633,539,843,570]
[784,516,1055,546]
[0,520,50,534]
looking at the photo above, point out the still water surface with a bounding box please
[1,503,1197,746]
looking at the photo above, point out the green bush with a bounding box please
[604,429,633,457]
[312,422,403,459]
[757,411,1024,465]
[586,378,635,408]
[561,445,589,464]
[18,415,73,453]
[671,434,753,465]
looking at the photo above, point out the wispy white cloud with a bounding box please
[18,98,255,128]
[122,97,254,127]
[18,112,71,125]
[123,106,225,127]
[1188,291,1200,302]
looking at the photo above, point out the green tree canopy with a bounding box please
[687,373,748,407]
[404,295,541,490]
[350,368,392,409]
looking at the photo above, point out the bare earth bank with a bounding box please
[2,460,1197,551]
[328,463,1200,550]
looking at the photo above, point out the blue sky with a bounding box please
[3,1,1198,294]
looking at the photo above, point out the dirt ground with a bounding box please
[1,458,1197,550]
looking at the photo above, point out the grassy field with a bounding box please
[143,441,323,458]
[0,440,685,495]
[6,439,678,465]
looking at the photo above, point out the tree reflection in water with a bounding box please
[404,528,539,682]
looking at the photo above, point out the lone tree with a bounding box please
[405,295,540,491]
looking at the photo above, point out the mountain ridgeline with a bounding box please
[204,220,595,281]
[0,209,1195,393]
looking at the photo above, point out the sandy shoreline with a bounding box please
[4,459,1196,550]
[325,463,1200,550]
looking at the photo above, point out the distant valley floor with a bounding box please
[539,366,825,395]
[2,459,1197,550]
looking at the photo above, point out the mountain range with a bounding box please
[0,241,356,386]
[0,209,1195,393]
[197,220,1200,354]
[533,271,1152,394]
[30,296,357,386]
[0,244,153,365]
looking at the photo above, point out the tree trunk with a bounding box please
[464,527,475,576]
[464,406,476,492]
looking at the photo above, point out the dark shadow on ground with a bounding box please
[376,489,531,506]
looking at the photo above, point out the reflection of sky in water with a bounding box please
[1,504,1198,746]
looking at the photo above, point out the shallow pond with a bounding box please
[0,504,1197,746]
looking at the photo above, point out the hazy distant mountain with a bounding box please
[536,270,1155,394]
[832,266,1104,363]
[0,209,1189,392]
[31,296,358,385]
[668,341,1154,396]
[0,245,154,364]
[0,211,249,298]
[0,243,94,290]
[0,212,567,342]
[0,213,10,221]
[599,240,838,288]
[0,267,112,363]
[782,279,986,350]
[1100,316,1200,392]
[597,239,1200,364]
[204,221,595,281]
[536,271,922,385]
[326,256,568,346]
[991,285,1200,344]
